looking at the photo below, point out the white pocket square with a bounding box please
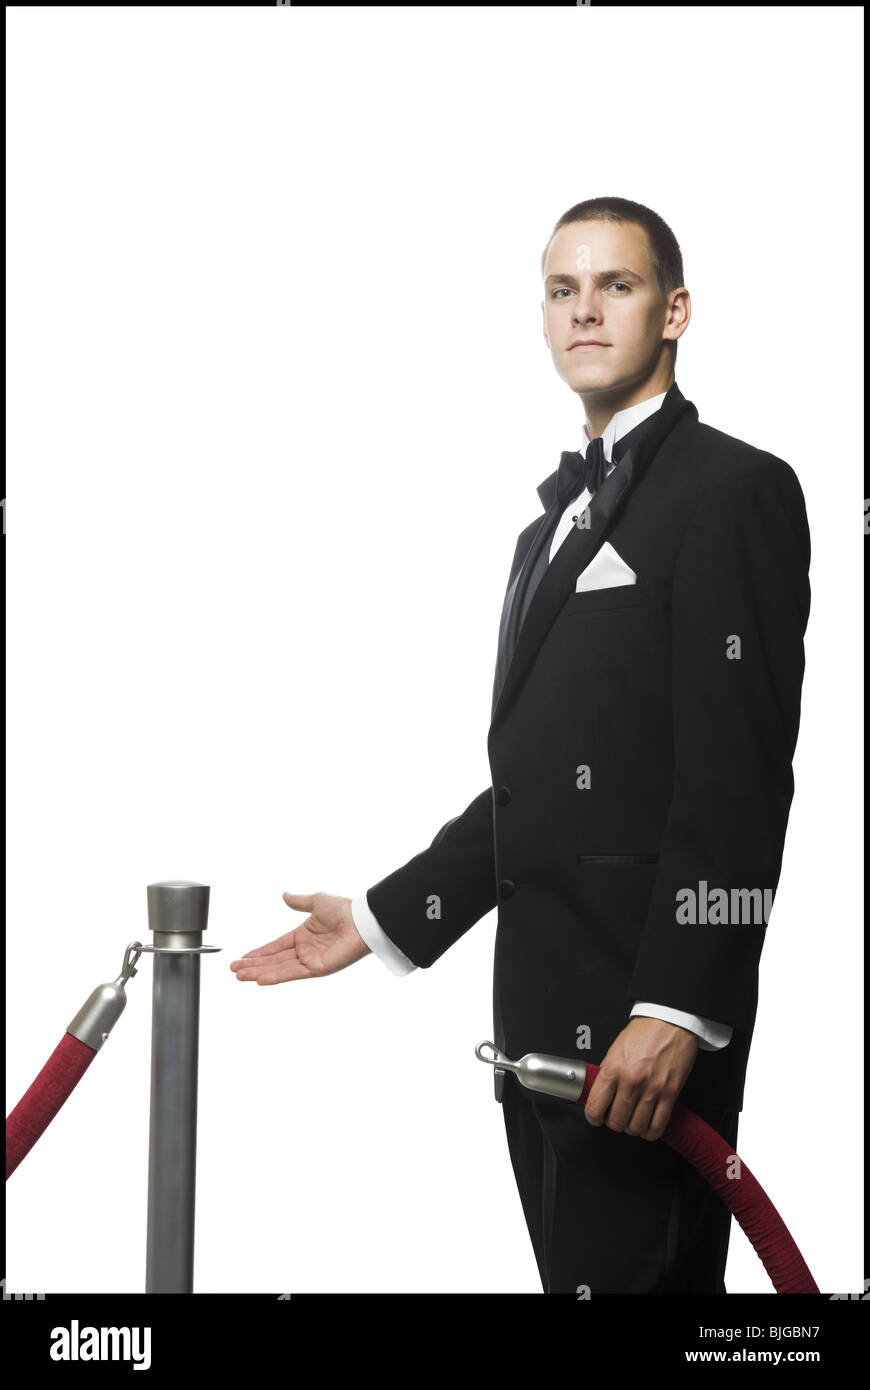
[575,541,636,592]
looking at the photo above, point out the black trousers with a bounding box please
[501,1072,739,1295]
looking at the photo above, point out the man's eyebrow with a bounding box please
[544,267,644,285]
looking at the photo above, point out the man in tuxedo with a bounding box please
[231,197,810,1295]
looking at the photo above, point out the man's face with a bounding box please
[541,220,685,396]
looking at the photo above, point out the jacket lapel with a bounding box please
[488,384,697,737]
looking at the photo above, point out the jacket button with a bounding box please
[499,879,516,899]
[496,785,512,806]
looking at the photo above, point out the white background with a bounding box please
[5,6,862,1295]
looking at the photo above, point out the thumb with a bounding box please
[282,892,313,910]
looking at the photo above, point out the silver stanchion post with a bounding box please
[143,880,216,1293]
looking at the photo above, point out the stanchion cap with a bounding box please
[147,880,210,935]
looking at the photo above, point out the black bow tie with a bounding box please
[555,435,608,504]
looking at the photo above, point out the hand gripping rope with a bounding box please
[476,1041,819,1295]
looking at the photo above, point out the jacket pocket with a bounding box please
[561,582,651,617]
[576,854,660,864]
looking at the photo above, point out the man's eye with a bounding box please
[550,283,630,298]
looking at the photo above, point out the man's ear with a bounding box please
[541,301,549,346]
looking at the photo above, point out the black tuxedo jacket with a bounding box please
[366,383,811,1114]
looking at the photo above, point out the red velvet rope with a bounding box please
[578,1062,818,1294]
[6,1033,98,1180]
[5,1038,819,1294]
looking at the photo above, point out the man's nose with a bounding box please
[572,296,603,321]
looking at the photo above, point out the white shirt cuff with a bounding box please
[351,893,417,976]
[630,1001,733,1051]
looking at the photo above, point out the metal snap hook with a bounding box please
[475,1040,511,1070]
[119,941,143,984]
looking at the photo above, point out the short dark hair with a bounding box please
[541,196,684,299]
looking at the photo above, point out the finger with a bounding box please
[232,930,298,962]
[643,1096,675,1142]
[230,944,298,971]
[283,892,314,912]
[604,1082,641,1133]
[624,1095,657,1138]
[232,954,314,984]
[584,1070,617,1125]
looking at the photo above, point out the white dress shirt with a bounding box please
[352,391,733,1053]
